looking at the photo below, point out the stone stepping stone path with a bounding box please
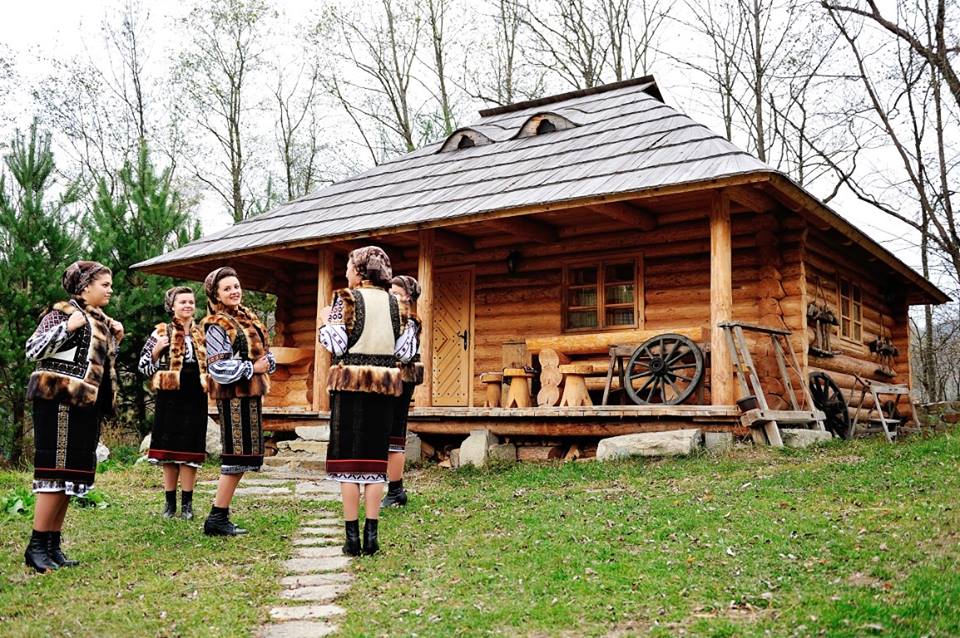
[256,512,356,637]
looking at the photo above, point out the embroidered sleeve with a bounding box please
[266,351,276,374]
[205,324,253,384]
[25,311,71,361]
[318,295,349,356]
[395,318,420,364]
[138,329,162,376]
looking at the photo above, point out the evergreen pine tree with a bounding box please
[85,143,200,435]
[0,121,80,463]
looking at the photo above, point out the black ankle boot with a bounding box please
[381,486,408,508]
[47,531,79,568]
[203,506,248,536]
[181,491,194,520]
[342,520,360,556]
[362,518,379,556]
[163,490,177,519]
[24,530,58,573]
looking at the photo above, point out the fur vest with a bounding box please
[201,305,271,399]
[149,321,209,392]
[26,300,118,410]
[327,286,404,397]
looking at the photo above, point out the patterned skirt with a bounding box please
[326,390,395,483]
[216,396,264,474]
[148,362,207,467]
[32,398,101,497]
[388,381,417,453]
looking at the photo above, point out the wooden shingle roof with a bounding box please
[133,76,948,304]
[136,77,770,267]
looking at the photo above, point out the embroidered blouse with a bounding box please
[318,293,419,362]
[25,311,72,361]
[138,327,198,377]
[205,325,277,385]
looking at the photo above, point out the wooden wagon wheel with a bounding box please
[624,334,704,405]
[808,372,850,439]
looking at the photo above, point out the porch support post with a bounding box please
[710,190,735,406]
[414,229,435,407]
[312,247,334,412]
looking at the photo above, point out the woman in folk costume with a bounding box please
[318,246,419,556]
[23,261,123,573]
[139,286,209,520]
[381,275,423,508]
[201,267,275,536]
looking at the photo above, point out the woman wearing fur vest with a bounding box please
[23,260,123,573]
[139,286,209,520]
[381,275,423,508]
[201,267,275,536]
[318,246,419,556]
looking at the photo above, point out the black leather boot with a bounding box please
[162,490,177,519]
[381,486,408,508]
[342,520,360,556]
[181,491,194,520]
[47,531,79,568]
[203,506,248,536]
[24,530,59,573]
[362,518,379,556]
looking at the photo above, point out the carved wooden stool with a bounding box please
[502,368,534,409]
[479,372,503,408]
[559,364,596,407]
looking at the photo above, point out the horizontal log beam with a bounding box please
[586,202,657,231]
[485,216,558,243]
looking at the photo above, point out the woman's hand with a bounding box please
[66,311,86,332]
[253,356,270,374]
[318,305,332,324]
[152,335,170,360]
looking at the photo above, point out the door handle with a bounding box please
[456,329,469,351]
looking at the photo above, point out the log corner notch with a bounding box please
[312,247,334,412]
[413,229,435,407]
[710,190,735,406]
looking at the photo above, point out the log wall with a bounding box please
[802,226,913,418]
[265,264,317,409]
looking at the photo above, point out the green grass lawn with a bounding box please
[345,432,960,637]
[0,463,334,638]
[1,430,959,637]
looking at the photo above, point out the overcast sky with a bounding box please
[0,0,932,288]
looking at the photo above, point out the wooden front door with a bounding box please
[432,268,474,406]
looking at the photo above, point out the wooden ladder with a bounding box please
[719,321,827,446]
[849,375,909,442]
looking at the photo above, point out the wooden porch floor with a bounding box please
[251,405,749,437]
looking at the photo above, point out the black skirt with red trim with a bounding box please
[388,381,416,453]
[32,397,101,489]
[148,362,208,464]
[326,389,395,483]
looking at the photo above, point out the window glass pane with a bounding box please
[842,318,851,337]
[606,308,634,326]
[841,298,850,316]
[570,267,598,286]
[568,287,597,308]
[853,286,862,303]
[853,304,861,322]
[567,310,598,329]
[854,324,861,341]
[605,284,634,305]
[605,262,633,282]
[840,280,849,299]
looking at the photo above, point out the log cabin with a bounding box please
[134,76,948,448]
